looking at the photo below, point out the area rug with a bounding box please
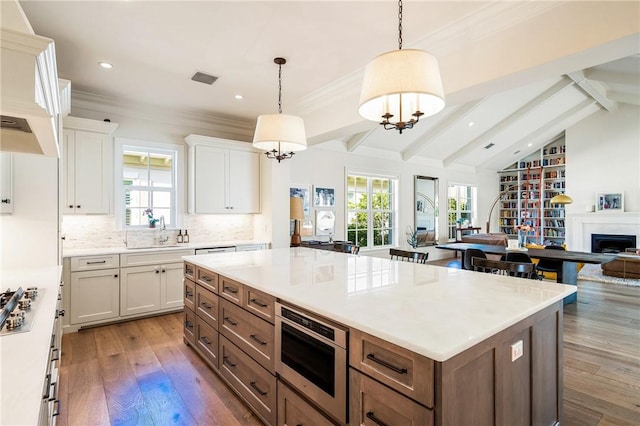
[577,263,640,287]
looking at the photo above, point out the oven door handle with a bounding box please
[278,315,344,349]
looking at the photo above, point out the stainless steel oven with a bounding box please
[275,302,348,423]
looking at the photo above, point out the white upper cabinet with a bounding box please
[0,153,13,214]
[186,135,260,214]
[62,117,118,214]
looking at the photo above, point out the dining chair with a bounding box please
[504,251,542,280]
[471,257,536,279]
[463,248,487,270]
[389,248,429,264]
[535,245,565,279]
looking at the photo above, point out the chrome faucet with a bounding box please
[159,215,166,231]
[123,229,129,247]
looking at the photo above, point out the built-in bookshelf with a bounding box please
[498,137,566,246]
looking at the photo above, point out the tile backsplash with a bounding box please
[62,214,256,249]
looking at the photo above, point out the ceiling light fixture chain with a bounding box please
[252,57,307,163]
[358,0,445,134]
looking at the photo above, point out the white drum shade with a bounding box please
[359,49,445,123]
[252,114,307,153]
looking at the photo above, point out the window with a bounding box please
[119,144,178,228]
[347,173,397,249]
[447,184,477,240]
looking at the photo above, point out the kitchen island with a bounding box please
[183,247,576,425]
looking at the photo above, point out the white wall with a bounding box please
[289,144,498,259]
[0,153,59,269]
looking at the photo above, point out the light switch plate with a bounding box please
[511,340,523,361]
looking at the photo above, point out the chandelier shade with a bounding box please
[550,194,573,205]
[359,49,445,126]
[253,113,307,154]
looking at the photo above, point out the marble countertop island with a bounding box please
[184,247,576,362]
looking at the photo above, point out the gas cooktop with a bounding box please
[0,286,41,336]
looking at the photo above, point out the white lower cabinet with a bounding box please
[70,268,120,325]
[120,262,183,316]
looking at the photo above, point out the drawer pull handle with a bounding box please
[249,298,268,308]
[201,276,212,282]
[223,356,236,368]
[42,373,52,399]
[250,381,268,396]
[201,302,213,310]
[224,317,238,326]
[366,353,408,374]
[250,334,267,346]
[186,268,194,274]
[185,290,193,297]
[185,320,193,329]
[86,260,106,265]
[1,198,11,204]
[224,286,238,294]
[366,411,388,426]
[201,336,213,345]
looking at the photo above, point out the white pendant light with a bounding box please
[253,57,307,162]
[359,0,445,133]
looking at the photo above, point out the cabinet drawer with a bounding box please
[220,276,244,305]
[349,369,433,426]
[184,262,196,281]
[196,267,218,293]
[184,307,196,346]
[196,284,219,329]
[70,254,119,271]
[195,316,219,369]
[277,381,337,426]
[120,249,193,267]
[219,335,276,426]
[220,299,275,373]
[350,329,434,408]
[184,278,195,311]
[244,287,275,324]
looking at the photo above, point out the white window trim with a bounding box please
[345,169,399,250]
[114,137,185,230]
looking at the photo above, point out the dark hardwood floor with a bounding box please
[58,262,640,425]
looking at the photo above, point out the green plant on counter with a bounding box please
[406,225,418,249]
[143,208,160,227]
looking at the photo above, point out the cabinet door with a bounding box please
[228,150,260,213]
[194,145,226,213]
[161,262,184,310]
[120,265,161,316]
[0,153,13,214]
[73,130,110,214]
[70,268,120,325]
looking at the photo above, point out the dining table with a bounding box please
[436,243,616,303]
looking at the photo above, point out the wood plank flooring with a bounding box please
[57,266,639,425]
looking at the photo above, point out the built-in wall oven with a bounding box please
[275,302,348,423]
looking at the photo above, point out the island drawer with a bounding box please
[350,329,434,408]
[184,307,196,346]
[70,254,119,271]
[244,287,275,324]
[121,249,193,267]
[195,284,219,329]
[220,276,244,305]
[196,267,218,293]
[184,278,195,311]
[219,335,276,426]
[195,316,219,369]
[184,262,196,281]
[220,299,275,373]
[277,381,337,426]
[349,369,433,426]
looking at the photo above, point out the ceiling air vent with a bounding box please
[513,150,521,155]
[191,72,218,85]
[484,143,495,149]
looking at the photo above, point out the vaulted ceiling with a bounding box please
[18,1,640,171]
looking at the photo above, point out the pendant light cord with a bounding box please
[278,62,283,114]
[398,0,403,50]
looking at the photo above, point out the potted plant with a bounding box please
[406,226,418,249]
[143,208,160,228]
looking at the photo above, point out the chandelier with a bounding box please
[358,0,445,133]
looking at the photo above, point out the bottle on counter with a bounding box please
[184,229,190,243]
[177,230,183,243]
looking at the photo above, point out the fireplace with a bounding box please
[591,234,636,253]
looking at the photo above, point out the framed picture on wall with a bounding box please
[313,186,335,207]
[290,186,311,216]
[300,219,314,237]
[595,192,624,212]
[315,210,335,235]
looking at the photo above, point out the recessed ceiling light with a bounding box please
[99,62,113,69]
[527,143,532,147]
[234,94,243,100]
[468,122,474,127]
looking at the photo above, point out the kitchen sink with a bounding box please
[126,245,180,250]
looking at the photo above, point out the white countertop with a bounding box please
[0,265,62,426]
[184,247,576,362]
[63,239,268,257]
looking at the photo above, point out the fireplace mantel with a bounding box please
[567,212,640,252]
